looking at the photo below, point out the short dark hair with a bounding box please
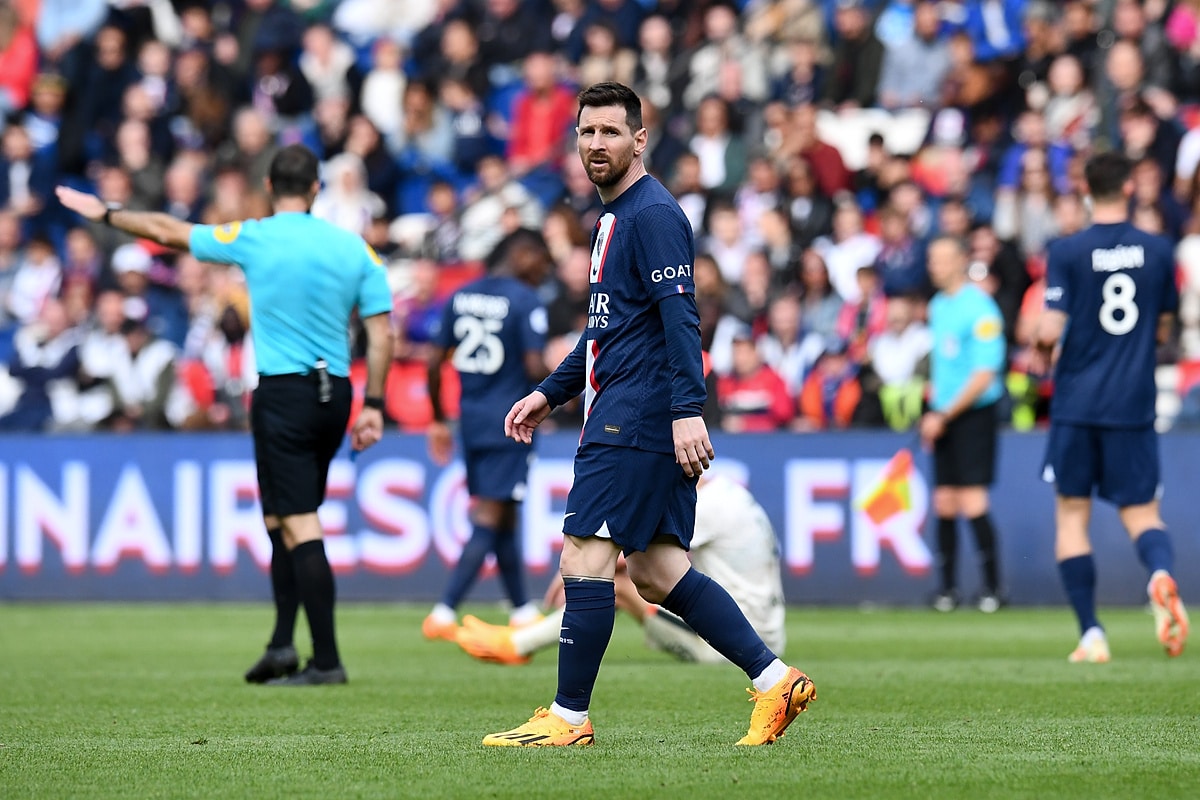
[486,227,550,272]
[929,233,970,257]
[268,144,320,199]
[1085,151,1133,201]
[577,81,642,131]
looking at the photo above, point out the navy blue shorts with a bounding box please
[562,444,698,554]
[1042,422,1160,507]
[464,446,532,501]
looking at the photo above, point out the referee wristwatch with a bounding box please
[363,396,384,411]
[102,202,123,226]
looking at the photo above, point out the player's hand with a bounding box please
[427,420,454,466]
[351,407,384,452]
[672,416,715,477]
[918,411,946,449]
[542,572,566,609]
[504,390,552,444]
[55,186,106,222]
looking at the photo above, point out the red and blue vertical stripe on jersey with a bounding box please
[590,213,616,284]
[583,340,601,443]
[583,213,616,437]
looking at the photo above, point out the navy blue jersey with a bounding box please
[1045,222,1178,427]
[434,275,547,448]
[538,175,703,454]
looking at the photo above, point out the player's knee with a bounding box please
[1119,503,1164,538]
[627,567,671,604]
[470,499,509,530]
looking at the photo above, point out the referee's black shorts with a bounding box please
[251,373,352,517]
[933,401,999,488]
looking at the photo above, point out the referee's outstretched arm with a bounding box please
[56,185,194,249]
[55,183,395,453]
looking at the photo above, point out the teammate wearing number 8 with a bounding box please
[1035,151,1189,663]
[422,229,553,640]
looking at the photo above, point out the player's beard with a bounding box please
[584,148,634,188]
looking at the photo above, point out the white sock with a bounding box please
[511,608,564,656]
[550,702,588,726]
[751,659,789,693]
[509,602,543,627]
[429,603,456,624]
[1081,626,1106,645]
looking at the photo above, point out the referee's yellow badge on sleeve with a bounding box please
[974,316,1002,341]
[365,243,384,266]
[214,221,242,244]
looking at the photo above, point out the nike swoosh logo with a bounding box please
[564,512,576,518]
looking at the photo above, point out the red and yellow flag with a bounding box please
[856,448,914,525]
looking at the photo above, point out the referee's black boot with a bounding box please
[244,645,300,684]
[266,660,348,686]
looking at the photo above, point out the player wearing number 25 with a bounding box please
[1035,151,1189,663]
[422,229,553,640]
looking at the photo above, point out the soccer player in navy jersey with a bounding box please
[482,82,815,748]
[422,229,552,640]
[1035,151,1189,663]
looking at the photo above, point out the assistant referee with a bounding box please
[57,144,394,686]
[919,235,1007,614]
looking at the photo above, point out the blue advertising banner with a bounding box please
[0,431,1197,605]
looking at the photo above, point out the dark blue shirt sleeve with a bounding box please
[520,292,548,356]
[1044,240,1069,312]
[632,203,696,302]
[535,332,587,407]
[658,292,706,419]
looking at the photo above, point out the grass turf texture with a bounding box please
[1,605,1198,800]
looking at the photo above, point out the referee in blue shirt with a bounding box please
[919,235,1007,614]
[57,145,395,686]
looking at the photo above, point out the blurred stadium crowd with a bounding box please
[5,0,1200,435]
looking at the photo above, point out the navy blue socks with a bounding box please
[440,524,499,609]
[1134,528,1173,576]
[553,578,616,713]
[1058,554,1100,635]
[492,528,529,608]
[661,567,776,680]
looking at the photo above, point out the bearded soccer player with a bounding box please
[483,82,815,748]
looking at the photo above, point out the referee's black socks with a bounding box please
[968,514,1000,595]
[936,517,958,593]
[267,527,299,650]
[292,539,341,670]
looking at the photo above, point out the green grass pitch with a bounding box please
[2,604,1198,799]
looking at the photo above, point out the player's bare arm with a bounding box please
[1158,312,1175,345]
[1030,309,1068,374]
[55,186,193,250]
[523,350,551,383]
[505,390,552,444]
[426,345,455,465]
[351,311,392,452]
